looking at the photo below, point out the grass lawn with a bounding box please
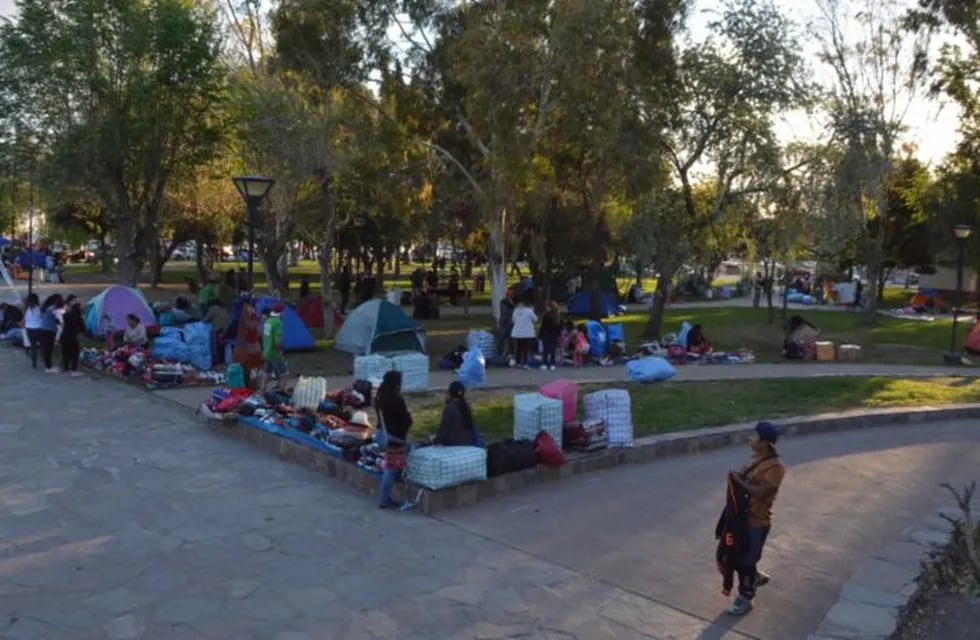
[406,376,980,443]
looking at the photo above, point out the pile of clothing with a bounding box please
[199,379,384,473]
[80,346,226,388]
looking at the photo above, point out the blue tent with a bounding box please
[567,291,620,318]
[334,298,426,355]
[227,296,316,352]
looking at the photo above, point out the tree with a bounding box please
[638,0,809,338]
[0,0,227,285]
[813,0,930,324]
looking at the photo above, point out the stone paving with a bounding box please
[2,352,979,639]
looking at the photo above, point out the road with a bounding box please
[1,352,978,639]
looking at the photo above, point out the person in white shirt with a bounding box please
[509,298,538,369]
[23,293,43,369]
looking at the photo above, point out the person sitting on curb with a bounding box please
[725,421,786,617]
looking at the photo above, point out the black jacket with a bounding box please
[60,308,85,343]
[715,475,751,596]
[435,400,474,446]
[377,395,413,445]
[538,312,560,340]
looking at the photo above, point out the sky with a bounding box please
[0,0,962,167]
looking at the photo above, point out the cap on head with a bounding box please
[755,421,779,444]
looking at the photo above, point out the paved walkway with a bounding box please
[154,362,980,412]
[2,352,979,639]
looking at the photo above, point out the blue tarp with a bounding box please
[237,416,381,477]
[567,291,620,318]
[587,320,608,357]
[626,357,677,383]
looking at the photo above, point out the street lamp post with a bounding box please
[945,223,973,365]
[231,176,275,293]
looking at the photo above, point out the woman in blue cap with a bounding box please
[726,421,786,616]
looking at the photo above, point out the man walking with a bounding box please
[261,304,286,391]
[726,422,786,616]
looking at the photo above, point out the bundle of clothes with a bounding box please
[199,379,385,472]
[637,321,755,365]
[81,345,226,388]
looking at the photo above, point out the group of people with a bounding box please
[227,297,285,392]
[373,371,482,509]
[497,290,595,369]
[10,293,143,375]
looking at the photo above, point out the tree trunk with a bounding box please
[195,235,208,282]
[862,201,887,326]
[318,237,335,338]
[98,235,112,274]
[115,206,140,286]
[488,206,507,322]
[644,267,675,339]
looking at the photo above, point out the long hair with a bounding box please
[24,293,39,309]
[375,370,403,414]
[41,294,63,313]
[447,381,474,433]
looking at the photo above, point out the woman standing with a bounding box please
[23,293,42,369]
[538,301,561,371]
[375,370,413,510]
[60,301,85,377]
[233,299,264,387]
[509,297,538,369]
[38,294,63,372]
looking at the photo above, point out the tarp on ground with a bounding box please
[83,285,155,336]
[566,291,619,318]
[227,296,316,352]
[334,298,426,355]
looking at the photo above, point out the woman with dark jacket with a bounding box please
[60,302,85,377]
[538,301,561,371]
[375,370,413,509]
[434,381,476,446]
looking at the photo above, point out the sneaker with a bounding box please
[70,371,84,378]
[756,571,770,587]
[725,595,753,616]
[540,365,548,371]
[45,367,59,374]
[379,499,400,510]
[549,365,556,371]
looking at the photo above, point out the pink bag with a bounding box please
[539,379,578,423]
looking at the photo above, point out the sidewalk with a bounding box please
[153,361,980,412]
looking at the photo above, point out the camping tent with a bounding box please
[335,298,426,355]
[567,291,620,318]
[84,286,156,336]
[297,295,324,329]
[910,289,947,313]
[227,296,316,352]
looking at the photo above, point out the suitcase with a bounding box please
[584,389,633,448]
[407,446,487,489]
[815,341,835,362]
[513,393,564,446]
[486,439,538,477]
[539,379,578,424]
[838,344,862,361]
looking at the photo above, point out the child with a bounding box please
[573,324,590,367]
[558,321,575,364]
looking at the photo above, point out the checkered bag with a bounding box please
[292,376,327,411]
[467,330,497,359]
[390,353,430,392]
[513,393,564,446]
[407,446,487,490]
[583,389,633,448]
[539,379,578,423]
[353,355,393,383]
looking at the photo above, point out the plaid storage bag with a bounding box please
[406,446,487,490]
[390,353,430,392]
[353,354,393,383]
[583,389,633,448]
[513,393,564,447]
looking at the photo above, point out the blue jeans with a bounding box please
[737,526,770,599]
[380,469,401,505]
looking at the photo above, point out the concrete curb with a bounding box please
[161,393,980,515]
[807,496,979,640]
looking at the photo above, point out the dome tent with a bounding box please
[335,298,426,355]
[84,286,156,336]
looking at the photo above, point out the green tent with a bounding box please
[334,299,426,355]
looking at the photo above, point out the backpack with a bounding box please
[486,439,538,477]
[534,431,565,467]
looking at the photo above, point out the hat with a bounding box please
[755,421,779,444]
[271,303,285,316]
[348,411,371,429]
